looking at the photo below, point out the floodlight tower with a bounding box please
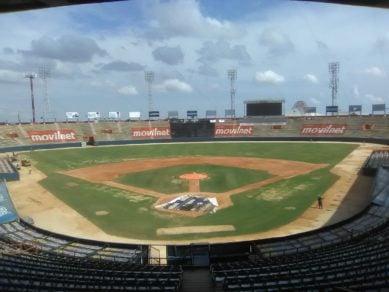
[329,62,339,107]
[25,73,37,123]
[39,65,51,122]
[145,71,154,113]
[228,69,237,117]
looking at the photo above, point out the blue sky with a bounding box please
[0,0,388,122]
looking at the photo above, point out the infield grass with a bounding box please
[26,142,358,240]
[115,164,273,194]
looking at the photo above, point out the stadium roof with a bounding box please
[0,0,388,13]
[0,0,127,13]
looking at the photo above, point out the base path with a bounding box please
[63,156,327,216]
[63,156,326,183]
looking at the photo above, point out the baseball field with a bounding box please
[21,142,360,241]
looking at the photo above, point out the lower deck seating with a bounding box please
[211,198,389,291]
[0,220,183,291]
[0,240,182,291]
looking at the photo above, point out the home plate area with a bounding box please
[156,194,218,214]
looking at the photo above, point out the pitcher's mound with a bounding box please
[179,172,208,180]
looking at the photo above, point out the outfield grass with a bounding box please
[115,164,273,194]
[26,142,358,240]
[26,142,356,174]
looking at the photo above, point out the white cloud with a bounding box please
[149,0,244,39]
[361,67,386,77]
[197,64,219,77]
[303,74,319,84]
[152,46,184,65]
[259,28,294,56]
[102,61,145,71]
[154,79,192,93]
[364,94,384,103]
[117,85,138,96]
[197,40,251,64]
[0,69,24,84]
[89,79,115,88]
[353,86,360,97]
[19,35,107,63]
[255,70,285,84]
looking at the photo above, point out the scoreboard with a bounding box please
[245,100,284,116]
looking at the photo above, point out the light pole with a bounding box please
[227,69,237,118]
[25,73,37,123]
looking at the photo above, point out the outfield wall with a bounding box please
[2,116,389,148]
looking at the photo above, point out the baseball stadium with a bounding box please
[1,0,389,291]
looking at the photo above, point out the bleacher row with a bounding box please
[1,116,389,147]
[0,159,13,173]
[0,249,182,291]
[212,209,389,290]
[0,221,144,262]
[0,121,170,146]
[365,150,389,170]
[0,220,183,291]
[210,165,389,291]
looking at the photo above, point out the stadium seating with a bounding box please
[210,164,389,290]
[1,116,389,290]
[212,217,389,290]
[0,248,183,291]
[0,220,183,291]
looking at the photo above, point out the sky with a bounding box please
[0,0,389,122]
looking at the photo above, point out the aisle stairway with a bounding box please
[182,268,219,292]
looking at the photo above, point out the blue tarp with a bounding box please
[372,167,389,207]
[0,180,18,223]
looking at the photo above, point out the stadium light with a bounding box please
[329,62,339,107]
[145,71,154,114]
[39,65,51,123]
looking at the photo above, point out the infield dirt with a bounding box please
[62,156,327,217]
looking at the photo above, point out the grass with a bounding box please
[25,142,358,240]
[26,142,357,174]
[115,164,273,194]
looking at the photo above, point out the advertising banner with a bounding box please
[206,110,217,117]
[27,130,77,143]
[87,112,101,119]
[372,104,386,111]
[187,110,198,118]
[129,112,141,119]
[168,111,179,119]
[326,106,338,113]
[149,111,160,118]
[214,125,254,137]
[300,124,347,136]
[131,127,171,139]
[349,105,362,112]
[66,112,79,119]
[109,111,120,119]
[304,107,316,114]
